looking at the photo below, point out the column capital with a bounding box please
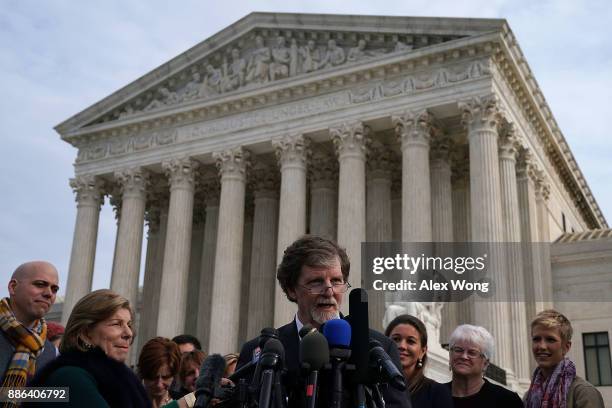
[392,109,436,148]
[272,134,310,170]
[213,147,250,182]
[249,162,279,198]
[367,139,393,180]
[430,135,453,165]
[535,170,551,201]
[459,94,503,133]
[309,149,338,189]
[70,175,104,209]
[516,146,538,182]
[162,157,199,190]
[114,167,149,199]
[498,121,520,162]
[331,121,370,160]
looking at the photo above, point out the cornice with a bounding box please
[492,24,606,229]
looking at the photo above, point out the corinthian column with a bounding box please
[185,199,205,337]
[366,140,392,331]
[498,123,529,384]
[272,135,309,327]
[63,175,103,324]
[196,175,220,349]
[111,167,149,309]
[332,122,369,291]
[157,158,197,337]
[459,95,510,370]
[392,110,434,242]
[430,137,455,344]
[309,149,338,240]
[536,172,554,310]
[209,147,249,353]
[247,163,279,339]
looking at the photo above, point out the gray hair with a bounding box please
[448,324,495,360]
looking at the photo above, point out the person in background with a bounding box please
[1,261,59,387]
[138,337,182,408]
[525,309,604,408]
[46,321,64,355]
[446,324,522,407]
[171,334,201,354]
[170,349,206,399]
[223,353,239,378]
[385,314,453,407]
[26,289,149,407]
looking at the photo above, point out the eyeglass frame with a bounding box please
[297,281,352,295]
[450,346,487,360]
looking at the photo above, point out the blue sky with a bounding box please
[1,0,611,298]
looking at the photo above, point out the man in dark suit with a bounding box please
[236,235,411,408]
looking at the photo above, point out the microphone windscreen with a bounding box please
[322,318,351,348]
[195,353,226,390]
[262,337,285,361]
[300,331,330,371]
[258,327,279,348]
[299,324,316,339]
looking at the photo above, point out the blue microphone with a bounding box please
[322,319,351,408]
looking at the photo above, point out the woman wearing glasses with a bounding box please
[524,310,604,408]
[385,314,453,407]
[446,324,522,407]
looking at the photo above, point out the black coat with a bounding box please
[236,319,412,408]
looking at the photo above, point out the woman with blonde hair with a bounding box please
[26,289,149,407]
[525,309,604,408]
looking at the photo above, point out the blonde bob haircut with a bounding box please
[530,309,573,344]
[61,289,134,353]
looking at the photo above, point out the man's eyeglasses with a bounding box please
[299,282,351,295]
[450,346,485,359]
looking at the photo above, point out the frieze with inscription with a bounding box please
[76,59,490,164]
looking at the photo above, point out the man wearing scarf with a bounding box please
[0,261,59,392]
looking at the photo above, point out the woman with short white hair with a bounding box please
[446,324,523,407]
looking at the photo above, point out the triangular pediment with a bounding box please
[56,12,505,137]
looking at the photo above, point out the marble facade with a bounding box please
[56,13,607,393]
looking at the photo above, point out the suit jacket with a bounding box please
[0,330,56,383]
[237,319,412,408]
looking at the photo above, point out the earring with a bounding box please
[417,358,423,368]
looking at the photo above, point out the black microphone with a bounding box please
[347,288,370,385]
[194,354,226,408]
[300,331,329,408]
[255,338,285,408]
[299,324,317,339]
[230,327,279,383]
[369,339,406,391]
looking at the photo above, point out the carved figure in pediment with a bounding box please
[199,64,222,97]
[246,35,271,84]
[181,72,203,101]
[145,87,179,111]
[318,39,345,69]
[299,39,321,73]
[118,104,134,119]
[269,36,292,81]
[347,39,369,62]
[222,48,246,92]
[394,40,413,52]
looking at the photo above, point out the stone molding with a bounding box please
[392,109,435,148]
[213,147,250,181]
[114,167,149,199]
[162,157,199,190]
[272,134,310,169]
[69,175,104,209]
[331,121,370,160]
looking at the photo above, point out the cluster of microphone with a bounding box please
[193,289,406,408]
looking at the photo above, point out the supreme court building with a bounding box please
[56,13,612,397]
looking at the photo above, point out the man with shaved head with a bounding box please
[1,261,59,388]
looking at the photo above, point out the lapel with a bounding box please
[277,321,300,373]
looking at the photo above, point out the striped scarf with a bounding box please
[0,297,47,388]
[525,358,576,408]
